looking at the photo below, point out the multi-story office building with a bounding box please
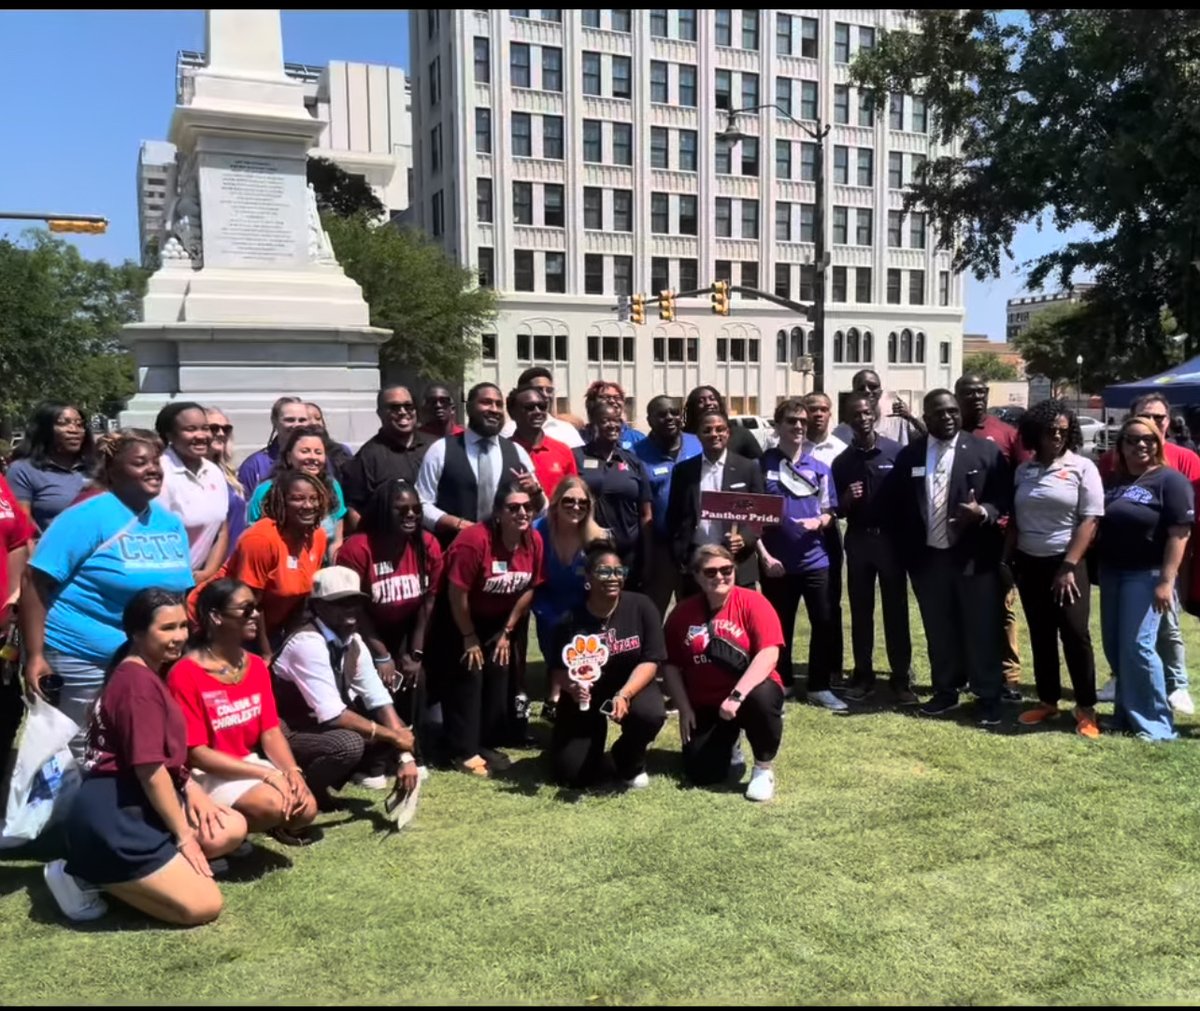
[1006,283,1095,341]
[410,9,963,419]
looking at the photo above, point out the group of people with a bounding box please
[0,368,1195,927]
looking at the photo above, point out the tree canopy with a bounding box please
[962,351,1020,383]
[307,156,385,219]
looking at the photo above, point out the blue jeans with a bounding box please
[1157,586,1189,694]
[44,648,106,762]
[1100,568,1176,741]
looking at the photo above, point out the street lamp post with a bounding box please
[719,105,831,393]
[1075,353,1083,411]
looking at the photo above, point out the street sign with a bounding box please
[792,354,814,374]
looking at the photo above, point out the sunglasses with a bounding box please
[701,564,735,579]
[222,603,260,620]
[504,502,534,515]
[560,497,588,509]
[1047,427,1069,438]
[394,504,422,516]
[521,402,548,413]
[593,564,629,580]
[1141,413,1169,423]
[782,416,806,426]
[384,402,417,414]
[1125,434,1157,446]
[208,424,233,437]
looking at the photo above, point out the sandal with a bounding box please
[270,825,324,847]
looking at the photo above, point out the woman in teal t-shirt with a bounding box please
[245,426,347,561]
[22,430,194,759]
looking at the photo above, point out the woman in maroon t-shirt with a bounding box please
[441,480,543,776]
[46,590,247,925]
[663,545,786,803]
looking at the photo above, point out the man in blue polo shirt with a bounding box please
[635,395,701,612]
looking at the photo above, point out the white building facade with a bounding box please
[409,9,963,420]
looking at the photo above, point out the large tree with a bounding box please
[853,10,1200,371]
[324,214,496,383]
[0,231,143,427]
[962,351,1020,382]
[307,156,385,219]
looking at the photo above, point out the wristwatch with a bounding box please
[399,752,416,765]
[729,689,744,703]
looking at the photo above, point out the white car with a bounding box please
[728,415,776,450]
[1077,416,1103,449]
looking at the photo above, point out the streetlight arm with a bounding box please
[721,104,831,142]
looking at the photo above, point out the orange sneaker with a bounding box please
[1074,707,1101,739]
[458,755,490,777]
[1018,702,1059,726]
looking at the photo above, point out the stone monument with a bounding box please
[121,9,389,453]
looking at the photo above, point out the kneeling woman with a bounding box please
[169,580,318,845]
[548,542,666,788]
[663,545,786,802]
[45,590,247,926]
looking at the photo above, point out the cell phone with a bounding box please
[40,673,64,706]
[598,698,615,717]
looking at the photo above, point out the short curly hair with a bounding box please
[260,469,331,525]
[1018,398,1082,453]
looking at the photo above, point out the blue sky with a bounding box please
[0,9,1057,341]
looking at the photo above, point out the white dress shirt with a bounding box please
[802,432,849,468]
[694,450,728,546]
[924,435,957,549]
[157,447,228,569]
[273,620,392,724]
[416,428,536,531]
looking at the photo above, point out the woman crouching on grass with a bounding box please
[45,590,247,926]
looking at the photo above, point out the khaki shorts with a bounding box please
[191,753,277,807]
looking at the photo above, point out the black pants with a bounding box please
[824,523,845,676]
[441,612,514,760]
[1014,550,1097,708]
[845,526,913,686]
[0,672,23,774]
[683,679,784,785]
[380,626,428,766]
[910,550,1004,702]
[760,568,837,691]
[550,675,666,787]
[283,719,395,804]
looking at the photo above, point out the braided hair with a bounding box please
[260,470,331,525]
[360,478,432,594]
[90,429,163,490]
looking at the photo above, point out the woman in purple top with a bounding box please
[756,397,844,712]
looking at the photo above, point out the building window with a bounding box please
[613,123,632,165]
[511,9,530,18]
[774,262,791,298]
[613,190,632,231]
[939,270,951,306]
[680,130,698,171]
[776,139,791,179]
[585,253,604,295]
[890,93,904,131]
[831,267,847,303]
[651,9,668,37]
[477,178,493,222]
[514,250,535,291]
[718,337,759,363]
[910,270,925,305]
[475,108,492,153]
[887,269,902,305]
[520,332,568,362]
[582,119,601,162]
[911,153,927,185]
[910,212,926,250]
[859,91,875,128]
[678,9,697,40]
[832,206,848,244]
[427,10,438,38]
[429,58,441,107]
[544,184,565,227]
[612,56,632,99]
[431,191,444,236]
[912,96,928,133]
[614,255,633,295]
[916,332,926,362]
[474,37,490,83]
[512,113,532,157]
[581,9,600,28]
[854,267,873,304]
[888,151,903,188]
[715,259,732,284]
[651,192,669,234]
[545,252,566,293]
[834,22,850,63]
[513,182,533,225]
[776,13,792,55]
[481,333,497,361]
[679,257,698,292]
[715,70,732,111]
[741,137,759,176]
[542,47,563,92]
[651,256,670,295]
[540,10,563,23]
[799,203,815,242]
[716,198,732,237]
[800,81,818,120]
[799,264,815,301]
[583,187,602,229]
[511,43,531,88]
[679,195,698,235]
[859,26,876,51]
[856,208,873,246]
[742,9,759,51]
[651,127,669,168]
[775,202,792,241]
[833,145,849,185]
[845,326,860,362]
[654,336,700,363]
[478,248,494,287]
[679,65,697,107]
[715,9,732,47]
[888,210,903,247]
[430,125,442,173]
[887,331,897,363]
[800,17,818,58]
[800,142,817,182]
[715,137,732,175]
[741,200,759,239]
[863,330,874,361]
[775,77,792,117]
[940,340,951,364]
[651,61,669,104]
[742,71,759,110]
[742,261,759,297]
[612,9,631,32]
[834,85,850,125]
[900,328,913,363]
[857,148,873,187]
[582,52,601,95]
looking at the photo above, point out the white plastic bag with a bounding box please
[0,697,82,847]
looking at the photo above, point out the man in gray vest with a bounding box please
[415,382,543,545]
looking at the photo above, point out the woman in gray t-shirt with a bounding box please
[6,401,93,533]
[1004,400,1104,737]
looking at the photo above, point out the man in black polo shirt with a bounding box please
[831,392,916,704]
[341,385,430,529]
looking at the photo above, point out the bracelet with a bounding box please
[410,649,425,660]
[399,751,416,765]
[373,654,393,667]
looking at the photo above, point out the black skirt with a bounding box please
[63,774,179,886]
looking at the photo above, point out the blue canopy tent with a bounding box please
[1102,355,1200,410]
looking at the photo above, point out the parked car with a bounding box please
[729,415,776,451]
[1077,416,1104,452]
[988,405,1027,427]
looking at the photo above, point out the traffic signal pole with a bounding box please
[0,212,108,234]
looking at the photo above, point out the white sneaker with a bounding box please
[623,771,650,790]
[1170,688,1195,715]
[1097,678,1117,702]
[807,689,849,712]
[745,765,775,802]
[352,773,389,790]
[43,860,108,922]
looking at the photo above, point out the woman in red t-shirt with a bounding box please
[170,579,318,846]
[441,480,544,776]
[0,473,35,765]
[663,544,786,803]
[47,590,246,925]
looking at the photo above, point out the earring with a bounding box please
[584,582,591,590]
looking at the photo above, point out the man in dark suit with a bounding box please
[884,389,1012,725]
[666,410,764,594]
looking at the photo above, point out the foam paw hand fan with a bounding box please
[562,633,609,712]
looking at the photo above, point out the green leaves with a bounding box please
[961,351,1020,382]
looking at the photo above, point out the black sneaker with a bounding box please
[919,693,960,717]
[541,700,558,723]
[977,701,1002,727]
[892,685,920,706]
[845,675,876,702]
[1001,686,1023,703]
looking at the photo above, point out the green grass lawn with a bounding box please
[5,589,1200,1004]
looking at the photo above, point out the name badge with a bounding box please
[286,556,300,570]
[730,482,746,489]
[878,464,894,471]
[766,470,780,481]
[492,560,508,574]
[911,466,926,477]
[583,458,600,470]
[654,465,670,476]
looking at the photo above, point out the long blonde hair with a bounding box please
[548,475,606,545]
[206,408,243,496]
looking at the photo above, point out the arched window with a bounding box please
[846,327,860,364]
[888,331,898,363]
[790,326,805,360]
[900,328,914,363]
[833,329,845,363]
[776,329,788,362]
[862,330,874,363]
[915,331,926,363]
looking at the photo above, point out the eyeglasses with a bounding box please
[1125,434,1157,446]
[560,497,588,509]
[593,564,629,580]
[701,564,735,579]
[598,393,623,403]
[504,502,534,515]
[520,402,547,413]
[222,603,260,620]
[394,504,422,516]
[384,402,417,414]
[208,424,233,437]
[782,416,806,427]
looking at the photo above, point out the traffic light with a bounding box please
[47,219,107,235]
[711,279,730,316]
[659,289,676,322]
[631,292,646,325]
